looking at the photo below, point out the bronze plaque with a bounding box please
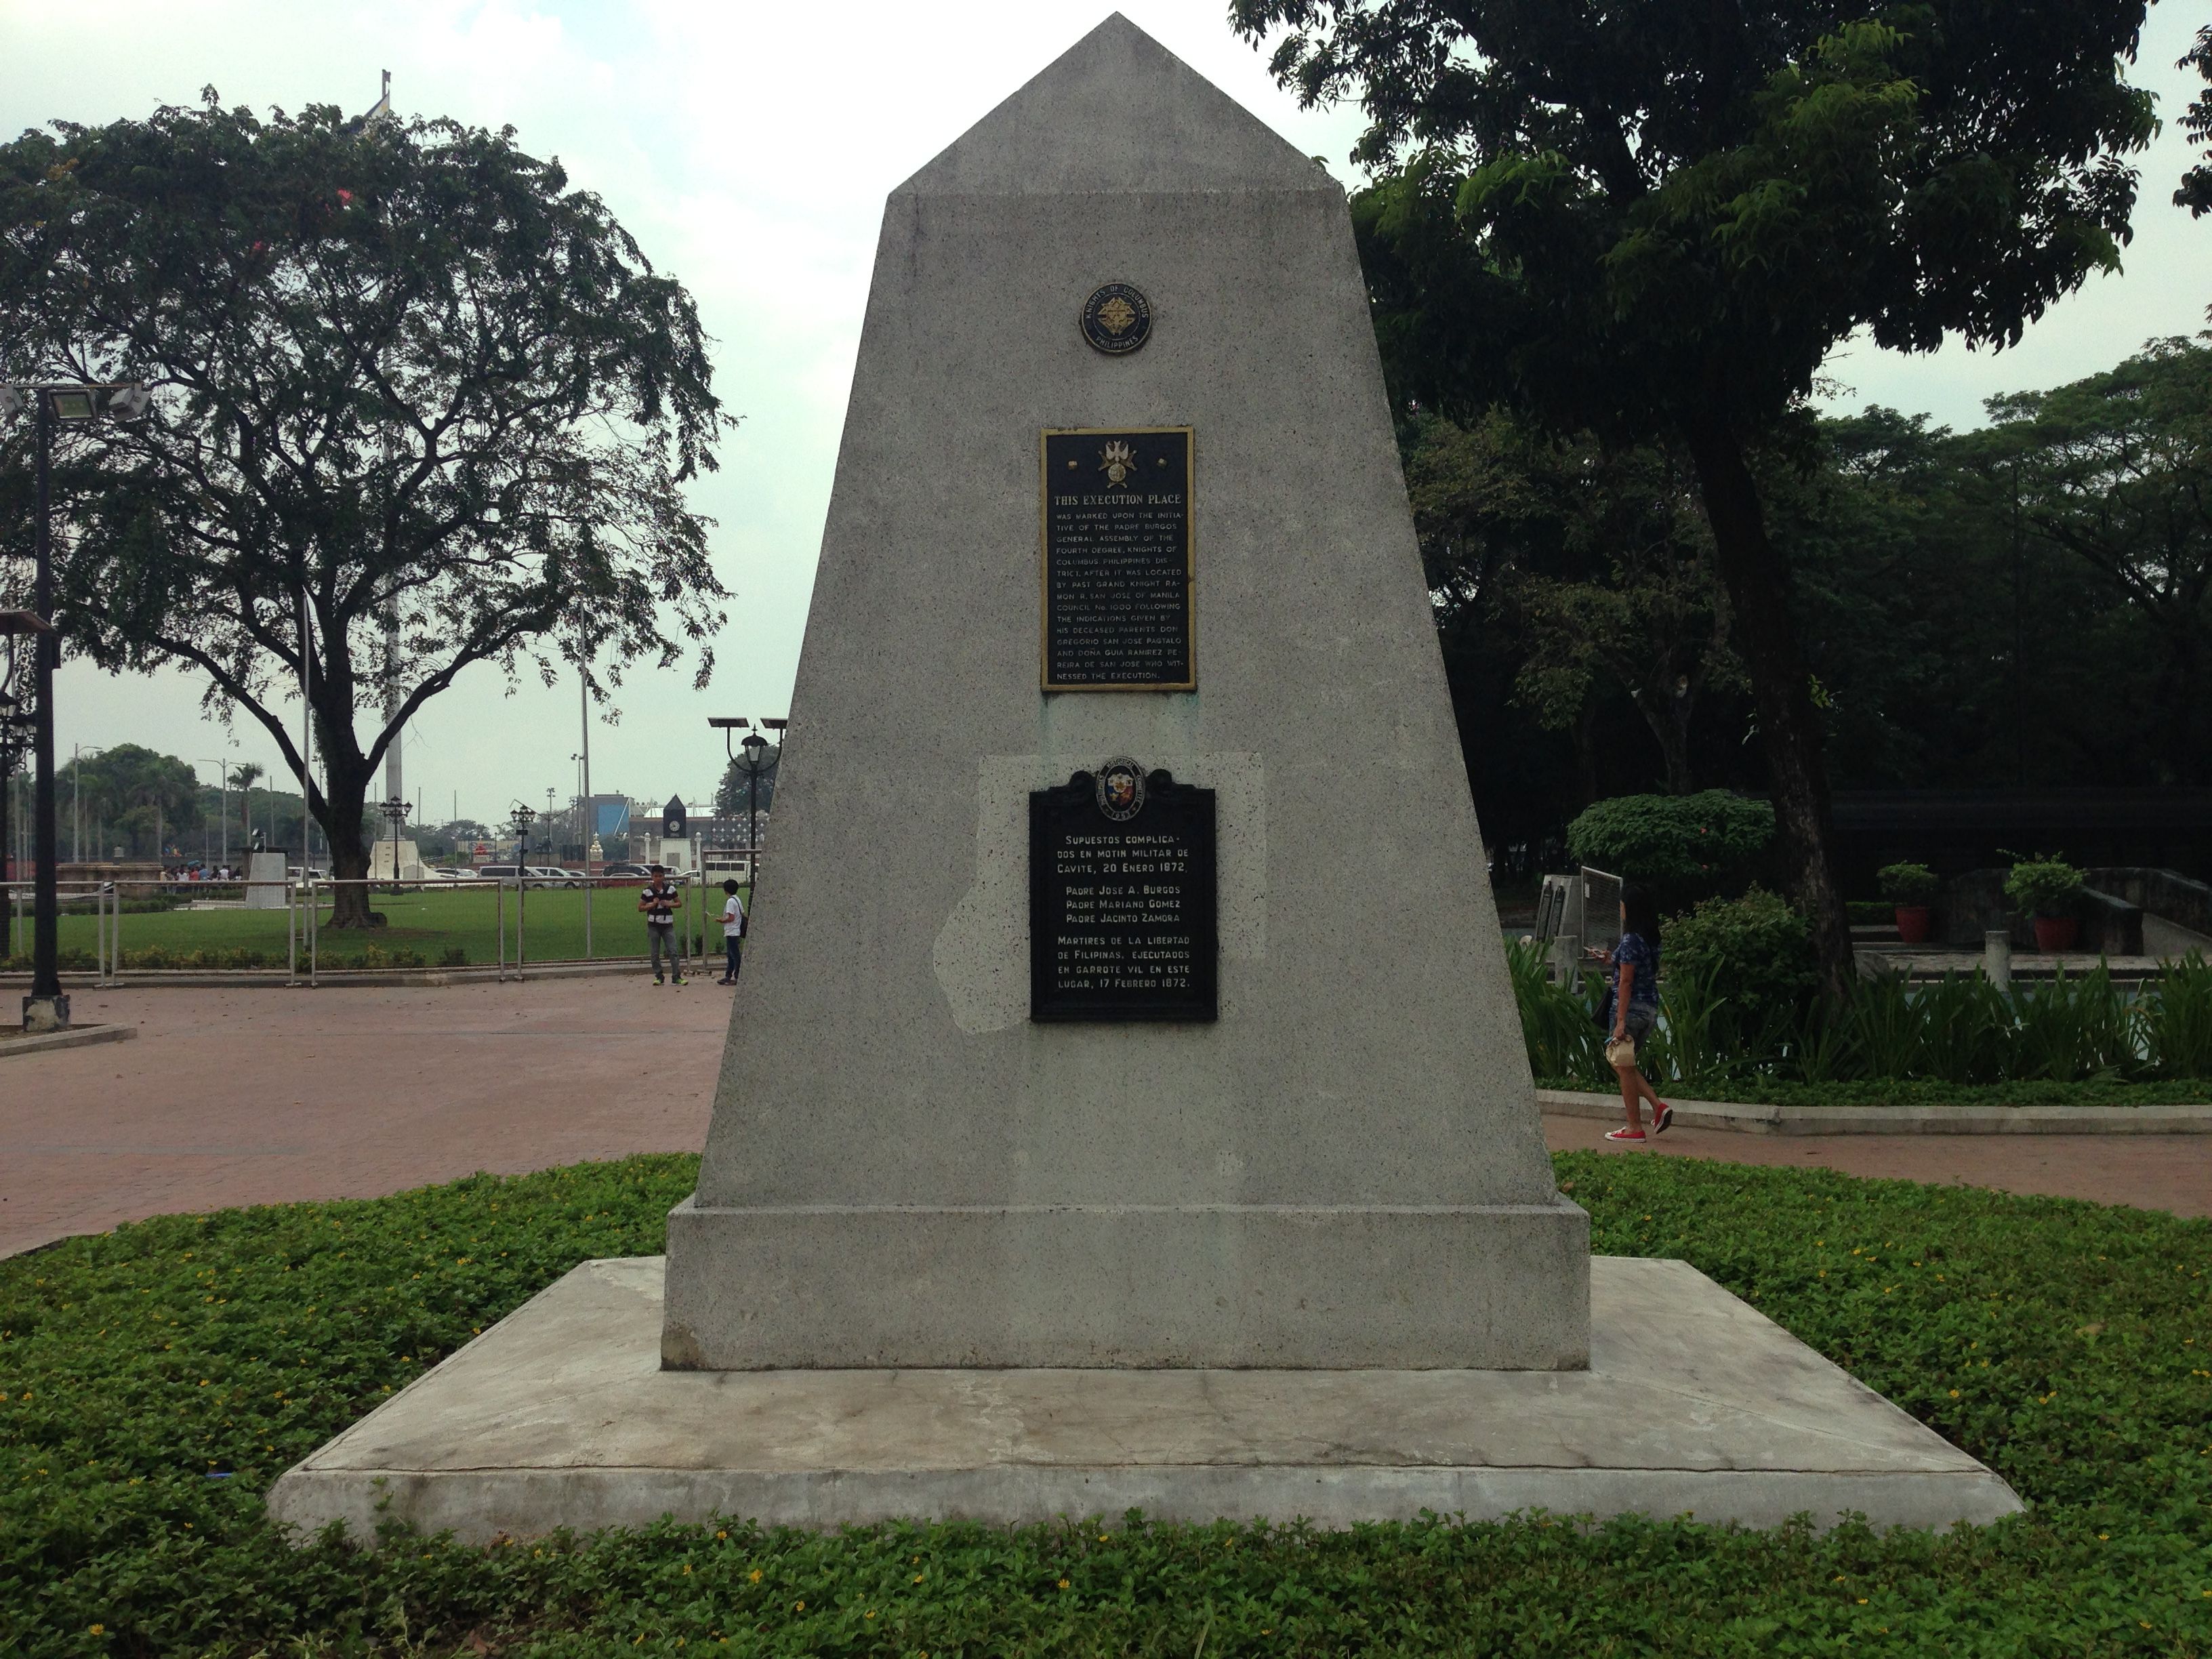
[1040,426,1193,691]
[1030,766,1217,1022]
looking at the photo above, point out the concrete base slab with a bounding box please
[268,1256,2020,1542]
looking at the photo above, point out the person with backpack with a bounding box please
[638,864,686,985]
[717,878,747,984]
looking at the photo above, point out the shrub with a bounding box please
[1564,791,1772,900]
[1877,861,1939,905]
[1662,886,1819,1052]
[2005,855,2083,916]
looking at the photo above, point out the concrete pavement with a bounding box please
[3,980,2207,1258]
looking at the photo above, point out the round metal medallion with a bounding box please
[1080,283,1152,356]
[1094,757,1147,822]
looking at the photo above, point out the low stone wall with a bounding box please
[2085,867,2212,937]
[1940,869,2143,954]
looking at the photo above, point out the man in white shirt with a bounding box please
[717,878,747,983]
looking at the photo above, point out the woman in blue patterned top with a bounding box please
[1601,882,1673,1141]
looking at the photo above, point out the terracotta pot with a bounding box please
[2032,914,2079,954]
[1893,905,1932,945]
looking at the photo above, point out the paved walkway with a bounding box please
[1542,1115,2211,1218]
[4,983,2206,1257]
[1,979,728,1258]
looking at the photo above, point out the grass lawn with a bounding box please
[3,885,737,970]
[3,1155,2207,1656]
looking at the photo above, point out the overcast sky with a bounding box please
[5,0,2207,825]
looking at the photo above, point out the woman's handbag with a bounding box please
[1604,1034,1638,1069]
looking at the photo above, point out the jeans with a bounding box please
[649,926,682,978]
[724,937,741,980]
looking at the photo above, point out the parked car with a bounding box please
[525,865,583,888]
[599,861,651,878]
[476,864,522,882]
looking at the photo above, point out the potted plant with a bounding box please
[1877,861,1940,944]
[2005,855,2084,953]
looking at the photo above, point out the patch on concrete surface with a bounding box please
[267,1256,2022,1543]
[0,1023,136,1059]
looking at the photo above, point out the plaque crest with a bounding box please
[1099,439,1137,486]
[1080,283,1152,354]
[1094,757,1147,821]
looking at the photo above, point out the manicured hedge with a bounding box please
[3,1154,2208,1656]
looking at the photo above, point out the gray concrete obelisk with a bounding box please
[663,14,1589,1370]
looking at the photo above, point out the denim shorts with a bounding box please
[1620,1001,1657,1057]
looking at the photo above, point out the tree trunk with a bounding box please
[1679,415,1855,1004]
[1629,686,1697,794]
[316,752,381,928]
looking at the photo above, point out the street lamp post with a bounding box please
[379,797,411,897]
[709,716,783,890]
[1,380,148,1029]
[0,611,43,964]
[196,758,227,869]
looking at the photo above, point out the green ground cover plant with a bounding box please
[3,1155,2208,1656]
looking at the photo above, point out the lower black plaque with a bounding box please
[1030,766,1216,1022]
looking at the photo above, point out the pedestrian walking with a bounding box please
[638,863,686,985]
[1600,882,1673,1142]
[717,878,747,984]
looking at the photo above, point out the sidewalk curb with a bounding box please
[0,1024,138,1060]
[1536,1088,2212,1135]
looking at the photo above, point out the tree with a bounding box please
[1406,414,1739,796]
[0,94,730,924]
[1968,337,2212,782]
[1233,0,2159,1000]
[2179,24,2212,216]
[58,744,199,859]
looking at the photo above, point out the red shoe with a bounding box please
[1604,1127,1647,1143]
[1652,1103,1675,1135]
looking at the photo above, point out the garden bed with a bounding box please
[3,1154,2207,1655]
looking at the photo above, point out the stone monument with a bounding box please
[660,12,1585,1372]
[270,16,2023,1540]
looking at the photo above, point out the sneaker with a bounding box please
[653,975,664,985]
[1603,1127,1647,1143]
[672,975,687,985]
[1652,1103,1675,1135]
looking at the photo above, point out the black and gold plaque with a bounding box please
[1030,767,1217,1023]
[1040,426,1194,691]
[1080,282,1151,354]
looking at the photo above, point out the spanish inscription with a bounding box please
[1041,426,1193,691]
[1030,768,1216,1022]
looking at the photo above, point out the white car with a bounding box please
[526,865,583,888]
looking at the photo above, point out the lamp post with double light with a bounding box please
[1,380,150,1029]
[379,797,411,897]
[708,716,783,889]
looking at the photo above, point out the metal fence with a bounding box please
[4,871,721,987]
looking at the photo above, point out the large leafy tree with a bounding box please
[0,94,730,924]
[1967,337,2212,782]
[1233,0,2159,999]
[1407,415,1740,797]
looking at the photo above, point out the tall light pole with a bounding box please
[1,380,148,1029]
[70,743,105,865]
[196,758,227,868]
[0,613,42,962]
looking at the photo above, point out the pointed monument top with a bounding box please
[901,14,1334,197]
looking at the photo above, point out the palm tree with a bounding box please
[230,763,264,843]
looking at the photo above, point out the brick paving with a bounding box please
[1542,1115,2212,1218]
[1,978,727,1258]
[4,981,2205,1258]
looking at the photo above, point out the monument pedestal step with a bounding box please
[268,1256,2021,1542]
